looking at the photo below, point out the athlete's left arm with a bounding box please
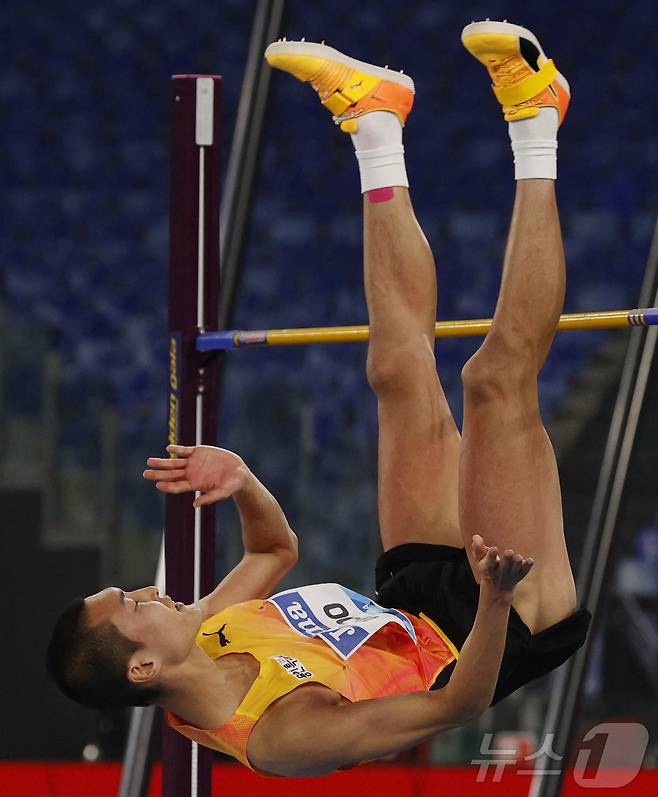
[143,444,298,618]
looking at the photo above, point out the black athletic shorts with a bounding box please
[374,542,592,706]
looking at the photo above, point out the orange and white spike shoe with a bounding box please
[264,39,414,133]
[461,20,570,126]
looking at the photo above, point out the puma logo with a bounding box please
[202,623,230,647]
[349,81,363,89]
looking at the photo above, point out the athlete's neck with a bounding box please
[158,648,258,729]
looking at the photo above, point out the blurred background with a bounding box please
[1,0,656,784]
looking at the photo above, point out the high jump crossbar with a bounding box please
[197,307,658,350]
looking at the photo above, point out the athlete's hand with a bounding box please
[143,444,250,507]
[472,534,534,597]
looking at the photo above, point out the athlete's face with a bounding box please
[85,586,203,678]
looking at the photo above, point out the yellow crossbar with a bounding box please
[196,309,658,350]
[268,310,632,345]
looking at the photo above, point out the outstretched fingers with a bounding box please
[144,461,186,482]
[143,453,189,488]
[154,479,193,494]
[166,444,195,457]
[146,456,186,469]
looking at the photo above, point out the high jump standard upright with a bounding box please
[166,73,222,797]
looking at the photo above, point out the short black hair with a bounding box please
[46,597,163,709]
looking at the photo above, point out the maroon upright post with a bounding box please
[165,74,221,797]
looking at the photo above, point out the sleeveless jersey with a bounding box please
[165,583,459,774]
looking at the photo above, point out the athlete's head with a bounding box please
[46,586,203,709]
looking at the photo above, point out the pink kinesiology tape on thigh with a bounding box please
[367,187,395,203]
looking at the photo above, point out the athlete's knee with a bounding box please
[461,342,537,405]
[366,338,436,396]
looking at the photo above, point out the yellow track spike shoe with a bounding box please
[461,20,570,125]
[264,40,414,133]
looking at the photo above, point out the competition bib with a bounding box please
[268,583,417,659]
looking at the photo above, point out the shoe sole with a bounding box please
[461,20,570,96]
[264,40,415,93]
[461,20,544,56]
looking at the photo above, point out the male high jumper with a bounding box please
[47,21,591,777]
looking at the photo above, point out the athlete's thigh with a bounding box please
[459,387,577,634]
[376,369,462,552]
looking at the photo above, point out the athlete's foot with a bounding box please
[461,20,570,126]
[264,39,415,133]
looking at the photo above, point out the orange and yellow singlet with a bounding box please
[166,583,458,774]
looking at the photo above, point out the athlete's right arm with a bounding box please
[250,540,533,777]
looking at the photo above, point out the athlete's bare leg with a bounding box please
[363,188,462,552]
[263,45,462,552]
[460,179,577,634]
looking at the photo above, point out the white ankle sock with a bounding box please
[349,111,408,193]
[509,107,559,180]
